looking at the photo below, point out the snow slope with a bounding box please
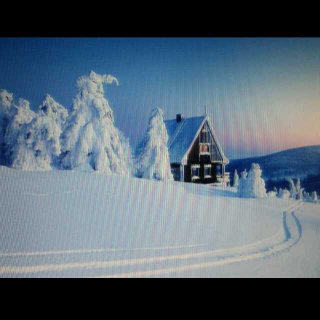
[0,166,319,277]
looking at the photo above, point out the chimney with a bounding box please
[176,114,185,123]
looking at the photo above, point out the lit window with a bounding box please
[200,144,210,154]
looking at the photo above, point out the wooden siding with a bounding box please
[187,121,223,165]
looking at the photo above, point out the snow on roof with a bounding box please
[164,115,229,165]
[164,116,205,164]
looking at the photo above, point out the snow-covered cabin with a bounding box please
[164,113,230,185]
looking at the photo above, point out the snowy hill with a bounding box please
[0,165,319,277]
[228,145,320,193]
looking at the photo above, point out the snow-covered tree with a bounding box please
[312,191,318,203]
[296,178,302,195]
[287,178,297,199]
[60,71,131,175]
[238,163,267,198]
[241,169,248,179]
[237,169,247,197]
[5,95,68,171]
[303,191,311,202]
[273,187,278,195]
[135,107,173,181]
[233,169,239,188]
[38,94,68,127]
[0,89,14,157]
[0,89,13,115]
[5,98,36,164]
[297,187,304,201]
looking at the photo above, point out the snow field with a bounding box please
[1,166,315,277]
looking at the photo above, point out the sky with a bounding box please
[0,37,320,159]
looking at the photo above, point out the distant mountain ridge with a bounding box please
[227,145,320,193]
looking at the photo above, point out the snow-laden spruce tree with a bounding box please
[297,186,304,200]
[135,107,173,181]
[287,178,297,199]
[304,192,312,202]
[5,98,36,165]
[237,169,247,197]
[312,191,318,203]
[238,163,267,198]
[0,89,14,158]
[233,169,239,188]
[241,169,248,179]
[5,95,68,171]
[296,178,302,195]
[60,71,131,175]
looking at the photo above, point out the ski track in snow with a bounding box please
[99,202,305,278]
[0,244,208,258]
[0,201,305,277]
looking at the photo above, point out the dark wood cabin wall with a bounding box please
[182,163,216,184]
[187,122,223,165]
[184,165,191,183]
[211,144,221,162]
[187,135,200,164]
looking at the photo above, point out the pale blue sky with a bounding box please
[1,38,320,159]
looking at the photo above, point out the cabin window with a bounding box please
[200,127,210,155]
[216,164,222,177]
[200,128,210,143]
[204,165,211,178]
[200,144,210,154]
[191,165,200,180]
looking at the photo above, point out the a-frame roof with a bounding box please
[164,115,229,165]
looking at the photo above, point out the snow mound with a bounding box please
[278,188,290,200]
[267,191,277,198]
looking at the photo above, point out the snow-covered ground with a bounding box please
[0,166,319,278]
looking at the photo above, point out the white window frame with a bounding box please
[191,164,200,180]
